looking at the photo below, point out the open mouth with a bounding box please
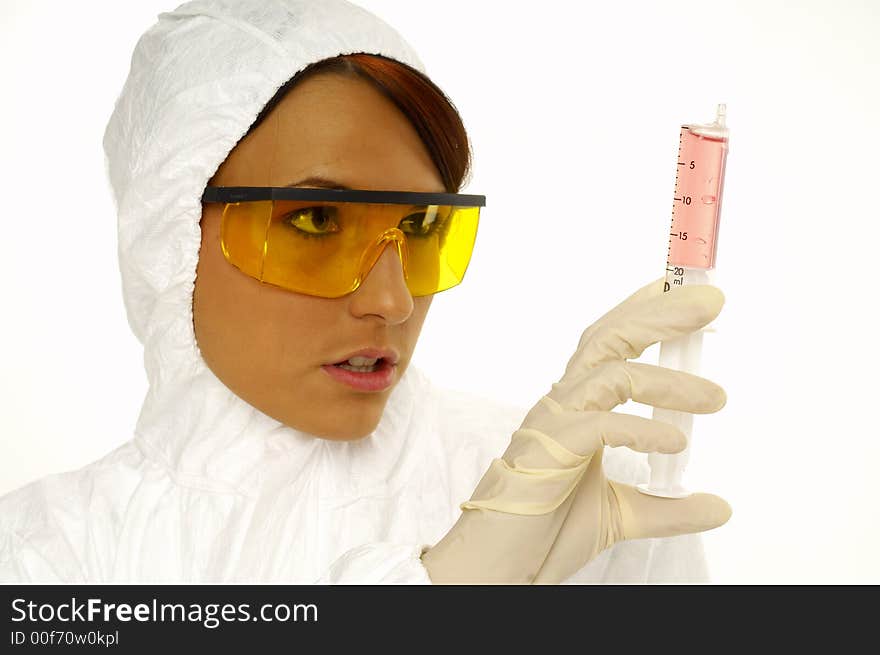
[333,356,384,373]
[323,355,397,392]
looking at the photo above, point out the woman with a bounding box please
[0,0,729,583]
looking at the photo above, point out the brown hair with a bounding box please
[246,53,472,193]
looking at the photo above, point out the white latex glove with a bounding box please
[420,278,731,584]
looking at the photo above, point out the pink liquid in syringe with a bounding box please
[668,127,728,269]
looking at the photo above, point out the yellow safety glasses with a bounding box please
[201,186,483,298]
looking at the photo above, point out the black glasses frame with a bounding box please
[202,186,486,207]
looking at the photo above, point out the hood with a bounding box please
[102,0,428,495]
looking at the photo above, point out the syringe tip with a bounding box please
[715,103,727,127]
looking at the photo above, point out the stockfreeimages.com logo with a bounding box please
[11,597,318,630]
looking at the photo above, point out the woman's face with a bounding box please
[193,72,442,440]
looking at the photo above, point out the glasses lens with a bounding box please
[220,200,271,280]
[402,205,480,296]
[220,200,480,297]
[263,200,364,296]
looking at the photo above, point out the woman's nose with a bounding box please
[347,243,414,324]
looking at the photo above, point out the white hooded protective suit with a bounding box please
[0,0,709,583]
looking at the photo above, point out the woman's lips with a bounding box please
[321,358,396,392]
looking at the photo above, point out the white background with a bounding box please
[1,0,878,583]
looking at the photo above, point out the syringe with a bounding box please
[637,104,729,499]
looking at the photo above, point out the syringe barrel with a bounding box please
[668,128,728,272]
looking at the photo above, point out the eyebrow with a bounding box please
[285,176,352,190]
[283,176,442,210]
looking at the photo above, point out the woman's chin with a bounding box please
[280,409,384,442]
[310,423,379,442]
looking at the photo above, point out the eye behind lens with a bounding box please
[400,208,450,237]
[283,206,341,236]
